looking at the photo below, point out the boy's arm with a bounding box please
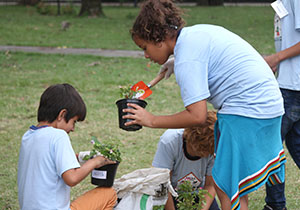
[165,171,176,210]
[62,156,115,187]
[165,192,176,210]
[202,175,217,210]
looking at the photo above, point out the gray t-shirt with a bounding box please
[152,129,214,190]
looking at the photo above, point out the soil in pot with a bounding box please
[115,98,147,131]
[91,162,119,187]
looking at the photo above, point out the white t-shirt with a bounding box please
[174,24,284,119]
[18,126,80,210]
[152,129,214,189]
[275,0,300,90]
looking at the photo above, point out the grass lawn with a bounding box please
[1,51,300,210]
[0,5,275,54]
[0,4,299,210]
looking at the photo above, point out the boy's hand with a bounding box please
[93,156,116,168]
[62,155,116,187]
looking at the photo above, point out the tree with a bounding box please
[79,0,105,17]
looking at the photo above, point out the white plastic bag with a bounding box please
[113,167,177,209]
[114,192,153,210]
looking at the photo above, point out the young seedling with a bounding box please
[83,136,122,163]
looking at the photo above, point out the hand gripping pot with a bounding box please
[115,98,147,131]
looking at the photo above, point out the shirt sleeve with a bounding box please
[152,132,179,170]
[174,29,212,107]
[175,61,210,107]
[205,155,215,176]
[53,131,80,177]
[293,0,300,30]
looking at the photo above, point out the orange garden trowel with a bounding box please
[131,72,165,100]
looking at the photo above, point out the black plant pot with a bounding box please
[116,98,147,131]
[91,162,119,187]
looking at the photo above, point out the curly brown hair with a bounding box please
[183,111,217,156]
[130,0,185,43]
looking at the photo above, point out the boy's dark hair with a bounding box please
[130,0,185,43]
[38,83,86,123]
[183,111,217,155]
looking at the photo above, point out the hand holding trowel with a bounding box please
[131,71,166,100]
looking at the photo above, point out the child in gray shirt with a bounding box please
[152,111,219,210]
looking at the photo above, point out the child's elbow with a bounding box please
[190,113,207,125]
[65,179,78,187]
[62,170,79,187]
[194,116,206,125]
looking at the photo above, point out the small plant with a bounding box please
[119,85,145,99]
[119,85,139,99]
[153,206,165,210]
[83,136,122,163]
[176,179,211,210]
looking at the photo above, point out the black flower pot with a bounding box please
[116,98,147,131]
[91,162,119,187]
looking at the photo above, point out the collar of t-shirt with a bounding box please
[30,125,49,130]
[183,138,201,161]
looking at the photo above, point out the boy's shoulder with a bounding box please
[160,129,184,145]
[25,126,69,140]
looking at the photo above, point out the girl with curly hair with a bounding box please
[124,0,286,209]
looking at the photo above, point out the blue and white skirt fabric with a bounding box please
[212,113,286,210]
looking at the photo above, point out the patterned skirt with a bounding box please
[212,113,286,210]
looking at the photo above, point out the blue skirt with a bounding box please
[212,114,286,210]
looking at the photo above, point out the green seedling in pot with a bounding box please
[120,72,166,100]
[83,136,122,163]
[119,85,138,99]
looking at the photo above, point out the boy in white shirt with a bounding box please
[18,83,117,210]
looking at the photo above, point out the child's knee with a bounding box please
[94,187,116,196]
[71,187,117,210]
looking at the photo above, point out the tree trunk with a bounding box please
[79,0,105,17]
[57,0,61,15]
[18,0,40,6]
[209,0,224,6]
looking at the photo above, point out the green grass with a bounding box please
[1,51,300,210]
[0,51,182,209]
[1,4,299,210]
[0,5,275,54]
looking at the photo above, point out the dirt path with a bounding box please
[0,45,144,58]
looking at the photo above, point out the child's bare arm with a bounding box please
[165,192,176,210]
[123,100,208,128]
[62,156,115,187]
[165,171,176,210]
[202,175,217,210]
